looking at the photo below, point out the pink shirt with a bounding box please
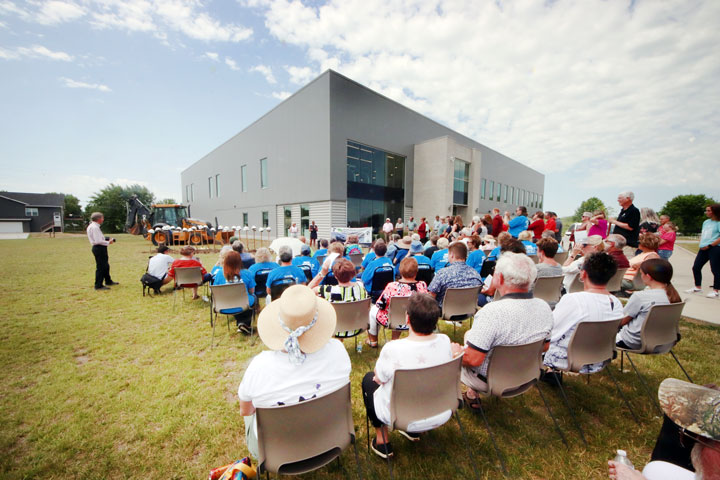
[588,219,608,238]
[659,230,676,251]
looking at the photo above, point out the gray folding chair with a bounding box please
[441,286,481,337]
[618,302,691,413]
[379,295,411,345]
[533,276,563,304]
[172,266,204,310]
[349,253,364,268]
[555,251,569,264]
[256,383,361,478]
[474,339,568,474]
[547,319,638,446]
[568,274,584,293]
[606,267,628,292]
[630,269,646,291]
[315,255,326,267]
[529,254,539,264]
[331,298,371,350]
[209,283,253,348]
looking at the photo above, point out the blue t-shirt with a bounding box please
[266,265,307,288]
[509,215,530,238]
[700,219,720,248]
[430,248,449,271]
[313,248,328,259]
[362,251,377,269]
[361,256,393,292]
[522,240,538,256]
[210,266,255,310]
[487,246,501,261]
[411,254,432,267]
[248,261,279,278]
[292,255,320,277]
[466,249,486,273]
[391,248,410,276]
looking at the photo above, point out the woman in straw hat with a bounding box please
[237,285,351,459]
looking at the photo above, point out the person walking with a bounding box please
[686,204,720,298]
[87,212,118,290]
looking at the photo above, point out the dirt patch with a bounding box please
[75,356,90,365]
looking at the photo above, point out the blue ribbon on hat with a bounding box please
[278,310,318,365]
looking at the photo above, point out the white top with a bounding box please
[544,292,623,373]
[382,222,394,233]
[561,257,584,291]
[147,253,174,279]
[642,460,695,480]
[238,339,351,407]
[617,288,670,349]
[373,334,453,431]
[86,221,109,246]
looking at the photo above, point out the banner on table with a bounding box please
[331,227,373,245]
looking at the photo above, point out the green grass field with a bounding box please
[1,234,718,479]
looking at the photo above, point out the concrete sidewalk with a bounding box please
[670,244,719,326]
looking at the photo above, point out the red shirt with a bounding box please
[492,215,504,237]
[528,219,545,239]
[168,258,207,278]
[418,221,427,237]
[545,217,557,233]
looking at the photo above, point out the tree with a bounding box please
[85,184,155,233]
[660,194,717,234]
[63,194,82,217]
[573,197,607,222]
[159,198,177,204]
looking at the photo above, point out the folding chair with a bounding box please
[315,255,326,266]
[371,355,480,480]
[533,276,563,304]
[441,286,481,338]
[606,267,628,293]
[254,269,272,299]
[475,339,568,474]
[568,274,584,293]
[629,269,646,291]
[547,319,638,446]
[172,266,204,310]
[378,295,410,345]
[529,254,539,264]
[256,383,361,479]
[268,278,296,302]
[618,302,691,413]
[299,265,313,282]
[332,298,371,350]
[349,253,364,268]
[209,283,254,348]
[415,264,434,285]
[369,266,394,302]
[555,251,569,264]
[479,260,496,278]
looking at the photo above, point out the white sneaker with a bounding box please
[706,291,720,299]
[685,288,702,294]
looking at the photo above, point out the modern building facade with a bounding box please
[0,192,64,233]
[181,70,544,240]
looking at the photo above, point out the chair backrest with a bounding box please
[568,274,584,293]
[479,259,496,278]
[441,286,480,320]
[210,283,250,313]
[349,253,363,267]
[298,265,313,282]
[332,298,371,334]
[316,255,326,266]
[485,339,545,398]
[529,254,539,264]
[606,267,629,292]
[256,383,354,475]
[370,266,395,293]
[533,276,563,304]
[565,318,622,372]
[174,266,203,287]
[415,264,434,285]
[254,269,272,297]
[387,295,411,329]
[631,269,646,291]
[639,302,685,354]
[390,355,463,432]
[269,277,296,300]
[555,251,569,264]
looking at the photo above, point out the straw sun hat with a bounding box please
[257,285,337,356]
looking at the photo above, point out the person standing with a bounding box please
[406,216,417,235]
[288,222,299,238]
[686,204,720,298]
[609,191,640,251]
[395,217,404,237]
[418,217,427,243]
[87,212,118,290]
[309,220,318,248]
[382,218,394,242]
[492,208,504,238]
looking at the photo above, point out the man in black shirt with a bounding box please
[609,191,640,249]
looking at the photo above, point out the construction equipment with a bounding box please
[125,195,218,245]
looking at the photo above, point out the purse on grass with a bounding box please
[208,457,256,480]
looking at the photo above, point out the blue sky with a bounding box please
[1,0,719,217]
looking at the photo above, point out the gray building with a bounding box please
[181,70,544,239]
[0,192,64,233]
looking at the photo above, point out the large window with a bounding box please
[480,178,486,200]
[25,207,38,216]
[243,212,248,227]
[489,181,495,201]
[283,206,292,236]
[346,141,405,232]
[301,204,310,236]
[208,177,213,198]
[260,158,268,189]
[453,159,470,206]
[495,182,501,203]
[539,195,543,209]
[215,174,220,197]
[262,211,269,228]
[241,165,247,192]
[503,185,508,203]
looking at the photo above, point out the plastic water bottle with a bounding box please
[613,450,634,469]
[356,340,363,353]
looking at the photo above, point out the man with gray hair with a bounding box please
[459,252,553,409]
[232,240,255,270]
[86,211,118,290]
[609,191,640,250]
[604,234,630,269]
[265,245,307,296]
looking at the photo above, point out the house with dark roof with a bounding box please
[0,192,65,233]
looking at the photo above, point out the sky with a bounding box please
[1,0,719,217]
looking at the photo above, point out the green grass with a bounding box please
[678,242,700,254]
[1,234,719,479]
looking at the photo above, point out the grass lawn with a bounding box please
[1,234,719,479]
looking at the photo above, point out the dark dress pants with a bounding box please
[92,245,112,288]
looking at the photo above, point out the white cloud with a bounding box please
[204,51,219,61]
[251,0,720,195]
[250,64,276,84]
[60,77,111,92]
[271,91,291,100]
[0,44,73,61]
[36,1,85,25]
[225,56,240,71]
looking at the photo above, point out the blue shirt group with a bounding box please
[430,248,449,271]
[508,215,530,238]
[292,255,320,277]
[466,249,486,274]
[210,265,256,311]
[361,256,393,292]
[522,240,538,256]
[266,265,307,289]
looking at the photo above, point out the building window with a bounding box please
[453,159,470,206]
[502,185,508,203]
[301,204,310,236]
[539,194,543,209]
[283,206,292,236]
[262,211,269,228]
[190,184,194,202]
[260,158,268,188]
[243,212,248,226]
[346,140,405,232]
[515,188,519,205]
[185,185,190,202]
[215,174,220,197]
[208,177,213,198]
[480,178,486,200]
[489,181,495,201]
[241,165,247,192]
[510,186,515,205]
[495,182,501,203]
[25,207,39,216]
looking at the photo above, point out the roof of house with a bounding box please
[0,192,65,207]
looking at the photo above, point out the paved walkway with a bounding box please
[670,244,719,326]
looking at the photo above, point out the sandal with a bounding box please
[462,391,482,413]
[365,339,378,349]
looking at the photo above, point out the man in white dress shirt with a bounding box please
[87,212,117,290]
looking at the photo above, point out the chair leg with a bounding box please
[477,400,508,475]
[454,410,482,480]
[669,350,693,383]
[551,371,588,446]
[351,432,364,480]
[624,353,663,415]
[604,365,640,424]
[211,311,217,349]
[620,350,624,373]
[534,383,569,448]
